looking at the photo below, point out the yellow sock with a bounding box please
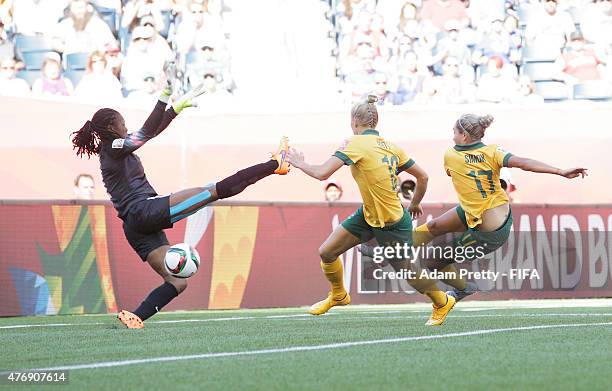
[406,266,447,307]
[321,258,346,298]
[440,264,467,290]
[426,290,448,308]
[413,224,434,247]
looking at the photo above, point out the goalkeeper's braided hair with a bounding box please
[71,108,120,158]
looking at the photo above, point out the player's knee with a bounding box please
[318,245,338,262]
[165,276,188,294]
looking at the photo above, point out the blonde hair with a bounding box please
[351,94,379,129]
[456,114,494,140]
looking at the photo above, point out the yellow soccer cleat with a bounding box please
[117,310,144,329]
[308,292,351,315]
[271,136,291,175]
[425,294,456,326]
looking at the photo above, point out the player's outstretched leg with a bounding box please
[309,226,360,315]
[165,136,291,223]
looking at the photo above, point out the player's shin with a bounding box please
[132,281,180,321]
[321,258,347,299]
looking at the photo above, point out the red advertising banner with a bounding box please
[1,202,611,317]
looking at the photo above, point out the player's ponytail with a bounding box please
[71,108,119,158]
[456,114,494,141]
[351,94,379,129]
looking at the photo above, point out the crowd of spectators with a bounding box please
[1,0,612,107]
[332,0,612,104]
[0,0,232,107]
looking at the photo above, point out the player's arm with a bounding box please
[403,162,428,218]
[507,156,588,179]
[287,149,344,181]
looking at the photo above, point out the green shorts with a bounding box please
[341,206,413,247]
[453,205,513,262]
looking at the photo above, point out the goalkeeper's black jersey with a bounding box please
[99,101,177,219]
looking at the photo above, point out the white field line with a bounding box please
[2,312,612,330]
[1,322,611,374]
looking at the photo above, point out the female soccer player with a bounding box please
[287,95,454,326]
[414,114,587,309]
[71,72,290,329]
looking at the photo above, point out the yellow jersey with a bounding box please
[334,129,414,228]
[444,142,512,228]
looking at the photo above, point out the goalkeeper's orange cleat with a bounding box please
[308,291,351,315]
[425,294,456,326]
[117,310,144,329]
[272,136,291,175]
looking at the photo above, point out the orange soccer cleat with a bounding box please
[117,310,144,329]
[272,136,291,175]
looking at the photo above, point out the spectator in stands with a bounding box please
[512,75,545,104]
[12,0,68,36]
[412,30,446,69]
[186,41,232,91]
[324,180,343,202]
[414,73,446,103]
[436,55,475,103]
[104,41,123,78]
[52,0,116,55]
[437,20,472,66]
[476,55,517,102]
[398,179,415,201]
[580,0,612,48]
[174,1,226,55]
[465,0,506,30]
[0,17,14,59]
[555,31,604,85]
[120,25,166,93]
[397,2,421,42]
[74,50,123,101]
[73,173,95,200]
[32,52,74,96]
[0,56,30,96]
[525,0,575,51]
[373,72,398,104]
[121,0,165,34]
[394,50,427,103]
[474,17,517,63]
[419,0,469,32]
[136,15,173,63]
[125,72,160,107]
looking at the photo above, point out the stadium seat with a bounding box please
[21,51,56,71]
[522,62,558,82]
[159,10,174,39]
[64,70,85,87]
[15,70,41,87]
[14,34,53,55]
[573,81,612,101]
[66,53,89,71]
[96,7,117,35]
[522,46,560,63]
[534,81,569,101]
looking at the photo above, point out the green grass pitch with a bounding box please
[1,299,612,391]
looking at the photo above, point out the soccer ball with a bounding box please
[164,243,200,278]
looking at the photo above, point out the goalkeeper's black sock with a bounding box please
[215,160,279,199]
[133,282,179,321]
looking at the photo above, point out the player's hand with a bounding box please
[559,168,588,179]
[172,83,206,113]
[287,148,305,168]
[408,203,423,219]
